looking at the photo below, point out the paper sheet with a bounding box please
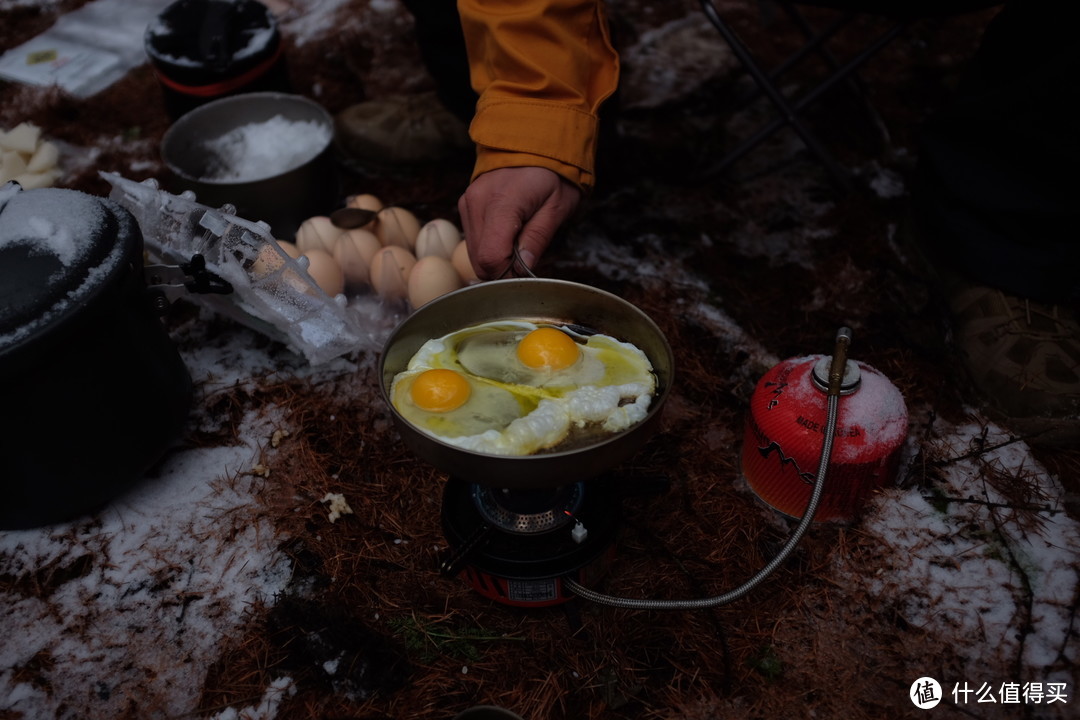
[0,0,172,97]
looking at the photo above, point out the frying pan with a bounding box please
[379,278,674,489]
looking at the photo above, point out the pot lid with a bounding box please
[0,184,129,352]
[144,0,281,77]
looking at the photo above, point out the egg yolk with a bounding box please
[411,368,471,412]
[516,327,580,371]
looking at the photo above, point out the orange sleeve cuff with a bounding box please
[473,148,592,190]
[469,100,599,189]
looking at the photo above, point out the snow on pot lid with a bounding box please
[0,183,133,356]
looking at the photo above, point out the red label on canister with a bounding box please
[741,355,908,523]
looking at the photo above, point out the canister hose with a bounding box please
[564,328,852,610]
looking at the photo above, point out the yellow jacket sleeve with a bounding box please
[458,0,620,192]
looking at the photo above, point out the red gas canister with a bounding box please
[742,354,908,523]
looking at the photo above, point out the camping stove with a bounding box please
[440,477,621,607]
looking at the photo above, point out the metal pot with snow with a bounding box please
[160,91,337,241]
[0,183,193,530]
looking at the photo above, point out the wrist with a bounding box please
[472,148,593,193]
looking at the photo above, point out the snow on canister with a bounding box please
[741,354,909,523]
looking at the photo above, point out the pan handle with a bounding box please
[495,239,537,279]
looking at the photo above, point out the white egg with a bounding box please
[277,240,303,258]
[347,192,384,212]
[296,216,341,254]
[333,228,381,289]
[342,193,382,232]
[374,206,421,249]
[451,240,478,283]
[415,218,462,260]
[408,255,463,308]
[369,245,416,300]
[302,247,345,297]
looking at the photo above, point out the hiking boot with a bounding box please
[334,92,471,168]
[948,279,1080,445]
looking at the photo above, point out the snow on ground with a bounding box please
[846,416,1075,682]
[279,0,359,47]
[842,414,1079,691]
[0,446,292,717]
[0,332,298,718]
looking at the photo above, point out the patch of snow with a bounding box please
[867,164,907,199]
[281,0,364,47]
[208,676,296,720]
[0,434,293,718]
[198,116,332,182]
[0,0,62,9]
[619,15,737,109]
[838,414,1080,686]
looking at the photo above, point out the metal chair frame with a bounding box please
[700,0,909,188]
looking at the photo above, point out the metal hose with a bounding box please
[564,328,852,610]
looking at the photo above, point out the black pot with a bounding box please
[0,184,192,530]
[145,0,292,120]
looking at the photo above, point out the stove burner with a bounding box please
[471,484,583,534]
[440,477,621,607]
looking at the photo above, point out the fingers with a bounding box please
[460,182,525,279]
[458,167,582,280]
[513,191,578,273]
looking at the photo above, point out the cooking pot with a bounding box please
[0,183,192,530]
[145,0,292,120]
[379,278,674,489]
[160,91,337,241]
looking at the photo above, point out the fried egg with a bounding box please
[391,367,530,438]
[389,320,656,455]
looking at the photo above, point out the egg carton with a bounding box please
[102,172,384,365]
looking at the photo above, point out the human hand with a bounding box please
[457,166,582,280]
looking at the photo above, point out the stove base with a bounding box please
[441,477,620,607]
[460,553,614,608]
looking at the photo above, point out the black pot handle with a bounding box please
[145,253,233,313]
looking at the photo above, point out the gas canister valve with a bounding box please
[571,521,588,544]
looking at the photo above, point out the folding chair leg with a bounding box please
[766,10,855,89]
[700,0,908,189]
[701,0,852,187]
[726,10,854,108]
[778,1,895,150]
